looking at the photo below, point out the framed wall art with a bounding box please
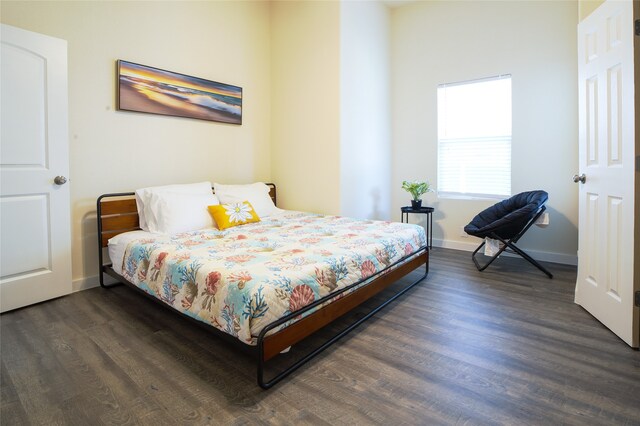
[117,60,242,125]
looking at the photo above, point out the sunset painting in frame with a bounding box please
[117,60,242,124]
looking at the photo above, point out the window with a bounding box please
[437,75,512,199]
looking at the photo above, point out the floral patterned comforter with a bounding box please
[120,211,427,345]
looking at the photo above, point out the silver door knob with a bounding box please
[54,175,67,185]
[572,173,586,184]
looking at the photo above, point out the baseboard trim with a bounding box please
[432,238,578,266]
[72,274,117,293]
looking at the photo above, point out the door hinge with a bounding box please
[636,291,640,308]
[636,19,640,36]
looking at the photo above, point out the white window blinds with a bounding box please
[437,75,512,199]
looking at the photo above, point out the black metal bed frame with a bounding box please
[97,191,139,289]
[97,189,429,388]
[255,251,428,388]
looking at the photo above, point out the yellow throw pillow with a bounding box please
[208,201,260,230]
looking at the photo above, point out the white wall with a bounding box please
[270,0,342,215]
[1,1,272,288]
[340,1,391,220]
[0,0,582,292]
[271,0,392,220]
[391,0,579,263]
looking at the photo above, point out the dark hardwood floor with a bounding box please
[2,248,639,425]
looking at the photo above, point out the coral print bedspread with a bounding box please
[121,211,427,345]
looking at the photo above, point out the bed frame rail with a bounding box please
[258,249,428,388]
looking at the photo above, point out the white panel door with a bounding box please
[575,0,637,347]
[0,24,71,312]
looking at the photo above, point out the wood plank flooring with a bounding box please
[2,248,639,425]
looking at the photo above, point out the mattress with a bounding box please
[109,230,153,275]
[110,210,427,345]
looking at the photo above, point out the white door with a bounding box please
[575,0,638,347]
[0,24,71,312]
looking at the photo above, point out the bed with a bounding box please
[97,183,429,388]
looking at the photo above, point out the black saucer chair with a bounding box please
[464,190,553,278]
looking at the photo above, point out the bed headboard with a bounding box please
[97,183,277,248]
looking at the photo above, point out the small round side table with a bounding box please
[401,206,434,248]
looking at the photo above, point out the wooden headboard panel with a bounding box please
[98,195,138,247]
[97,183,277,248]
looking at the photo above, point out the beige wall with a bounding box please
[340,0,392,220]
[271,0,392,220]
[1,1,272,288]
[391,0,579,263]
[634,0,639,333]
[270,0,341,215]
[579,0,605,21]
[1,0,584,293]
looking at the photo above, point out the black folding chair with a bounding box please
[463,190,553,278]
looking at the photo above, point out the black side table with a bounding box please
[401,206,434,248]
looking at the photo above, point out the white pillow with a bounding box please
[146,191,219,234]
[213,182,277,217]
[135,182,212,231]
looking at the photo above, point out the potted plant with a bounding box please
[402,180,432,209]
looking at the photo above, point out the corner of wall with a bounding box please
[578,0,605,21]
[339,0,392,220]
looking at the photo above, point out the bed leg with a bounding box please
[99,276,121,288]
[98,265,124,289]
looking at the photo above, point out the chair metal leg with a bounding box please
[471,237,553,278]
[471,239,510,272]
[501,239,553,279]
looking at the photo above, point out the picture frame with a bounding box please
[116,60,242,125]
